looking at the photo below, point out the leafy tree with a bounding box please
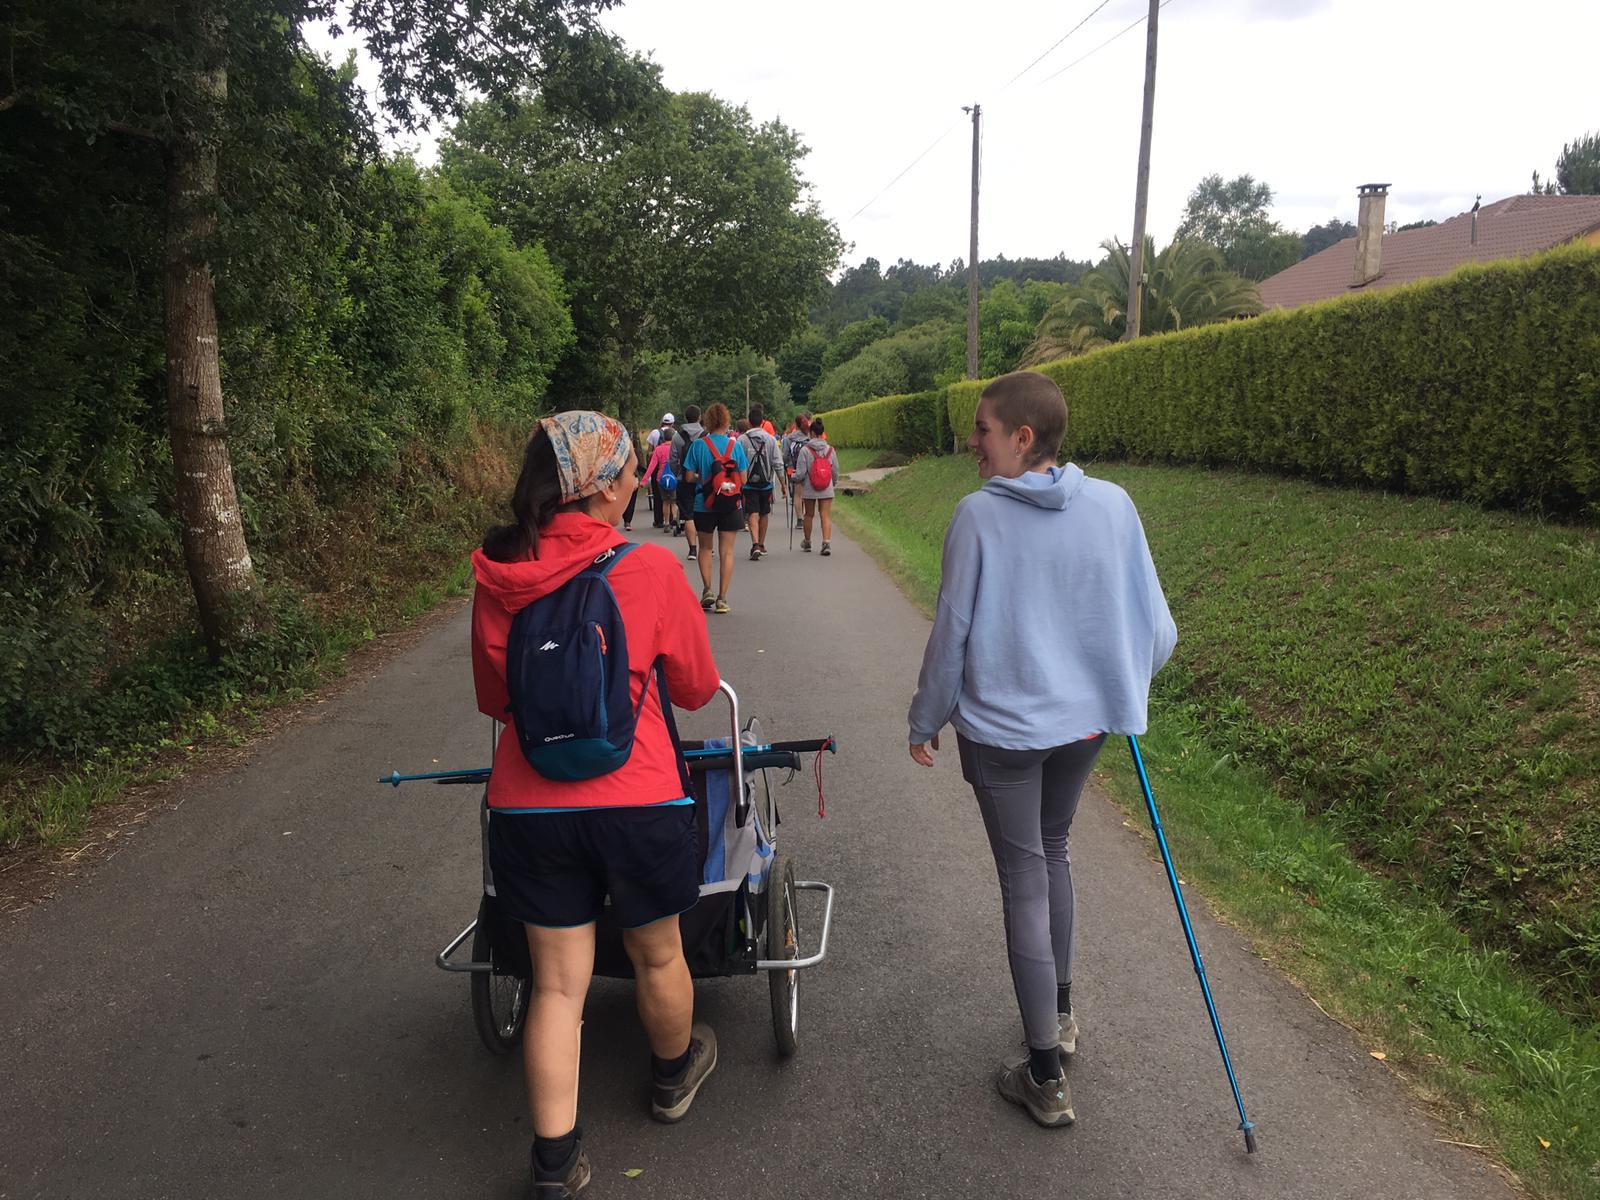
[1532,132,1600,196]
[1,0,609,655]
[821,317,891,372]
[809,321,956,411]
[896,286,965,328]
[1020,237,1261,366]
[1556,132,1600,195]
[648,349,786,426]
[1301,218,1357,259]
[1396,219,1438,232]
[441,54,842,428]
[776,327,829,410]
[1176,173,1301,280]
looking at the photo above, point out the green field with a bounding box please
[837,454,1600,1200]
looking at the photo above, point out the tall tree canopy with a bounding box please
[2,0,609,655]
[440,51,842,426]
[1176,173,1303,281]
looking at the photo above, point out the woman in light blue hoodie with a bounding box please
[907,371,1176,1129]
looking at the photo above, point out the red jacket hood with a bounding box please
[471,512,628,613]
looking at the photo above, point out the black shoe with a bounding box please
[687,547,697,561]
[530,1141,591,1197]
[651,1023,718,1122]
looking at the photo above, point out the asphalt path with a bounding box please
[1,515,1518,1199]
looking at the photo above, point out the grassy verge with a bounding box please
[834,447,878,474]
[836,455,1600,1200]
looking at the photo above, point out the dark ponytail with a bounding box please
[482,428,585,562]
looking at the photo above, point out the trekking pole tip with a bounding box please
[1242,1122,1257,1154]
[381,770,401,787]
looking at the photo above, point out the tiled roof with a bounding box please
[1257,193,1600,310]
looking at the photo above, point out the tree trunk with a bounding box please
[164,0,260,655]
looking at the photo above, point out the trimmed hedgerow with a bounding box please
[943,245,1600,518]
[823,390,949,457]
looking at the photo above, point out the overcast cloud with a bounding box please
[313,0,1600,271]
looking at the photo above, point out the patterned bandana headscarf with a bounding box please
[539,411,632,504]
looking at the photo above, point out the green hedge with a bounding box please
[822,390,949,457]
[944,246,1600,516]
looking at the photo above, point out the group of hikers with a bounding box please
[468,371,1175,1196]
[633,402,839,614]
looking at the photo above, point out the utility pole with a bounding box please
[964,103,981,379]
[1124,0,1160,342]
[744,373,751,417]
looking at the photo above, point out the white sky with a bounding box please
[311,0,1600,271]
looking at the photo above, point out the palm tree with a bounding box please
[1019,236,1261,367]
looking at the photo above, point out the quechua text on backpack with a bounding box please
[505,544,653,781]
[701,437,745,513]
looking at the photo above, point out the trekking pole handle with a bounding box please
[766,737,836,754]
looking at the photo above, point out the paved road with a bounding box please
[2,519,1517,1199]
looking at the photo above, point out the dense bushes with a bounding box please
[0,149,572,760]
[945,247,1600,517]
[823,391,949,457]
[808,320,956,412]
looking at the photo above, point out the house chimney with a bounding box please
[1353,182,1389,288]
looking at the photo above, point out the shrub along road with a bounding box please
[0,522,1517,1199]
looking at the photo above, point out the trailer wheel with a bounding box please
[471,902,529,1055]
[767,855,799,1058]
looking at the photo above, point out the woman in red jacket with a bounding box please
[472,411,722,1198]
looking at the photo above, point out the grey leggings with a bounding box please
[957,733,1106,1051]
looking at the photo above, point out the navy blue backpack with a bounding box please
[505,544,653,782]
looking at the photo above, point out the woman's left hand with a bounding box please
[909,734,940,767]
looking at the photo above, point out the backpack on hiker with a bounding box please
[807,443,834,492]
[504,545,652,782]
[783,434,804,478]
[743,431,773,489]
[701,437,745,513]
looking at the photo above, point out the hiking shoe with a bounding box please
[996,1057,1075,1128]
[687,547,698,562]
[749,544,761,562]
[820,541,831,556]
[757,544,767,556]
[530,1142,591,1197]
[651,1023,718,1122]
[801,539,812,552]
[714,597,731,614]
[700,588,714,610]
[623,523,632,532]
[1059,1010,1080,1057]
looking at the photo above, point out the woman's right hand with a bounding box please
[909,733,940,768]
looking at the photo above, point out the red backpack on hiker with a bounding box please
[702,437,745,513]
[807,443,834,492]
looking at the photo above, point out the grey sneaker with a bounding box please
[1058,1010,1080,1056]
[819,541,831,556]
[530,1145,591,1197]
[996,1057,1075,1128]
[651,1023,718,1122]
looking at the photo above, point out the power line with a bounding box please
[849,115,965,220]
[1036,0,1177,87]
[999,0,1114,91]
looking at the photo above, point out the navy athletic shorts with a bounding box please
[487,803,700,929]
[693,509,746,533]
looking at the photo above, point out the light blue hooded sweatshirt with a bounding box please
[907,464,1177,749]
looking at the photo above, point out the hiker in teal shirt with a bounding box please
[681,402,749,614]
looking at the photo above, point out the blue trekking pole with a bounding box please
[1127,734,1258,1153]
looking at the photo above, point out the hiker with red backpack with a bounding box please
[792,417,839,556]
[680,403,749,613]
